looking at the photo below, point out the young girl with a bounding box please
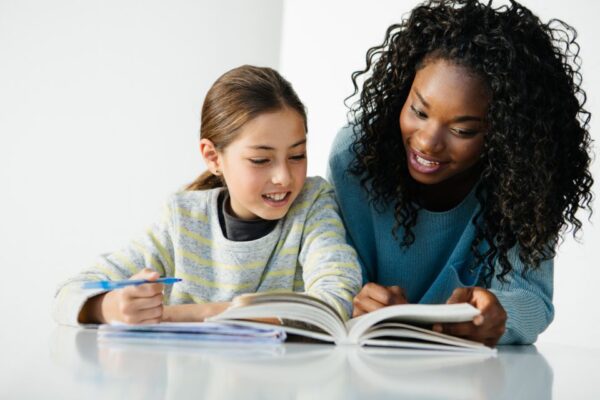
[53,65,362,326]
[328,0,593,346]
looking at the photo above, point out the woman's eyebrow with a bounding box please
[415,90,430,108]
[451,115,483,123]
[416,89,482,123]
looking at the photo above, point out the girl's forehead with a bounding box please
[229,107,307,149]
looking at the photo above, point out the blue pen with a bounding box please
[82,277,182,290]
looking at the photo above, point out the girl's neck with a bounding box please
[415,165,481,212]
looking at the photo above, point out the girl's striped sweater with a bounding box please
[53,176,362,326]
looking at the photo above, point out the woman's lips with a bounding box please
[407,148,449,174]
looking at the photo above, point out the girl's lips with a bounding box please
[407,148,449,174]
[261,191,292,207]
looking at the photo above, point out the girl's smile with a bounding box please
[206,106,308,221]
[261,191,292,207]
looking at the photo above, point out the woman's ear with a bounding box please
[199,138,222,175]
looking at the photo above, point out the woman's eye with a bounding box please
[410,105,427,119]
[289,154,306,161]
[451,128,478,137]
[249,158,269,165]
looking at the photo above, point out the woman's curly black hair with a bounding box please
[348,0,593,284]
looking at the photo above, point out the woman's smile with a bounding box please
[407,147,449,174]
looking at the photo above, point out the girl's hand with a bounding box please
[99,268,165,324]
[162,302,231,322]
[433,287,507,347]
[352,283,408,317]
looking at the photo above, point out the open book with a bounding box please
[208,292,495,354]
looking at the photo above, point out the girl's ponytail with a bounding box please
[185,171,224,191]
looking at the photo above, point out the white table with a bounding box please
[3,325,599,399]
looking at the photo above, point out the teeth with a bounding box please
[416,154,439,166]
[264,192,287,201]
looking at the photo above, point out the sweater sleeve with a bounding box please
[298,180,363,321]
[489,246,554,344]
[52,198,177,326]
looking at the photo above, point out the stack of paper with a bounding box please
[98,322,287,345]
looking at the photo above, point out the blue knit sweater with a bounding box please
[328,125,554,344]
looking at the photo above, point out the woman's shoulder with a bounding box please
[329,125,357,165]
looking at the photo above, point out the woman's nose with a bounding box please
[412,122,445,154]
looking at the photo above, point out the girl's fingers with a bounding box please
[129,292,164,311]
[122,304,164,324]
[122,282,165,298]
[137,317,163,325]
[135,305,164,322]
[118,293,163,318]
[130,268,160,281]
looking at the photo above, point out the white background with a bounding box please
[1,0,598,348]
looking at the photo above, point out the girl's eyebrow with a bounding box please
[415,89,482,123]
[248,139,307,151]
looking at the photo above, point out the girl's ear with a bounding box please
[199,138,222,175]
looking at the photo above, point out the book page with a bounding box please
[358,322,494,353]
[346,303,480,343]
[209,301,347,341]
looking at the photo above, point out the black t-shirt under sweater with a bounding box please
[217,191,278,241]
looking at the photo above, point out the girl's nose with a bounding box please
[272,164,292,186]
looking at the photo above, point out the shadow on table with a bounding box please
[49,326,553,400]
[348,345,553,399]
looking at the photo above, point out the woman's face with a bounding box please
[399,58,490,187]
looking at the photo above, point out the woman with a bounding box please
[328,0,593,346]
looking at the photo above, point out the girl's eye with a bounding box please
[410,105,427,119]
[249,158,269,165]
[289,154,306,161]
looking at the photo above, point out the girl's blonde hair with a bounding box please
[186,65,307,191]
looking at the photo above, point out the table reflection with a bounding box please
[49,326,553,400]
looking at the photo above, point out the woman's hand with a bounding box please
[80,268,165,324]
[433,287,507,347]
[352,282,408,317]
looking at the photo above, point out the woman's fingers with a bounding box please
[353,295,387,317]
[386,286,409,305]
[363,283,407,305]
[352,283,409,317]
[441,287,507,347]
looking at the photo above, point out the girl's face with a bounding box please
[216,107,307,220]
[399,58,489,188]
